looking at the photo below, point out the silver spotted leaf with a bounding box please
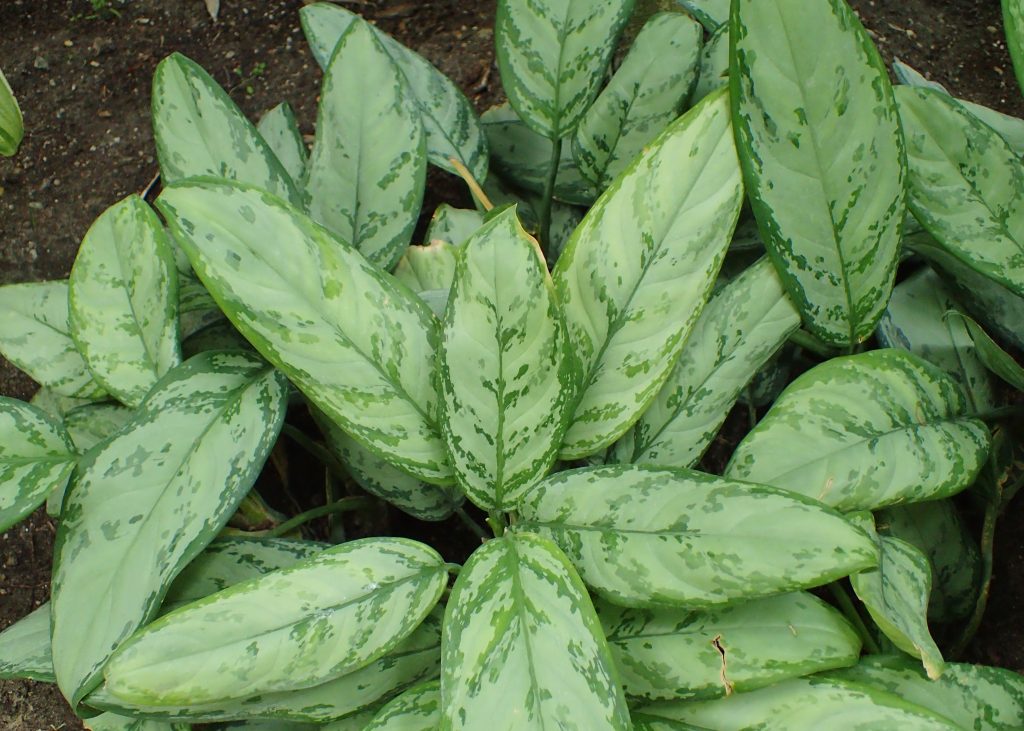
[612,257,800,468]
[597,591,859,702]
[84,713,187,731]
[692,25,729,105]
[364,680,440,731]
[305,17,425,271]
[896,86,1024,297]
[63,402,135,453]
[69,195,181,408]
[572,12,702,190]
[257,102,308,185]
[152,53,300,205]
[726,349,991,513]
[0,280,106,399]
[0,602,53,682]
[424,205,485,248]
[300,3,487,181]
[321,710,381,731]
[828,654,1024,731]
[393,241,458,316]
[516,465,878,609]
[51,351,288,708]
[0,397,76,533]
[731,0,906,346]
[495,0,633,139]
[553,89,743,459]
[439,208,572,510]
[1006,0,1024,94]
[157,179,451,485]
[441,532,630,731]
[677,0,728,30]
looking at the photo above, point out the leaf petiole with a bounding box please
[265,497,373,538]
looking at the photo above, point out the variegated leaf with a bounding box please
[89,609,443,724]
[0,397,76,533]
[102,538,446,707]
[70,195,181,407]
[1005,0,1024,93]
[84,713,187,731]
[63,402,135,453]
[639,677,961,730]
[152,53,300,205]
[441,532,630,730]
[726,349,990,512]
[29,386,94,420]
[954,311,1024,391]
[573,12,702,190]
[218,723,319,731]
[516,465,877,608]
[306,18,425,270]
[320,710,381,731]
[631,717,707,731]
[731,0,906,346]
[848,513,944,679]
[896,86,1024,297]
[182,321,252,359]
[364,681,440,731]
[51,352,289,708]
[0,602,53,682]
[598,591,859,702]
[299,3,487,181]
[425,205,485,248]
[0,66,23,156]
[828,655,1024,731]
[495,0,633,138]
[612,257,799,468]
[0,280,106,399]
[157,179,451,484]
[692,25,729,105]
[553,89,743,459]
[393,241,458,305]
[677,0,728,30]
[439,208,572,510]
[257,103,308,185]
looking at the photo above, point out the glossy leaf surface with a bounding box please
[257,102,308,185]
[364,681,441,731]
[0,603,54,682]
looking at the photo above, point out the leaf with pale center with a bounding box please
[257,102,308,185]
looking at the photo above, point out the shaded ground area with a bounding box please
[0,0,1022,728]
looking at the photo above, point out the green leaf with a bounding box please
[726,349,991,512]
[152,53,300,205]
[951,311,1024,391]
[182,321,252,360]
[299,3,488,181]
[0,603,54,682]
[516,465,878,608]
[598,591,859,702]
[0,397,76,533]
[62,402,135,453]
[631,717,709,731]
[1005,0,1024,94]
[848,513,944,679]
[50,352,289,708]
[0,280,106,399]
[425,205,485,248]
[553,89,743,459]
[730,0,906,346]
[84,713,187,731]
[896,86,1024,298]
[305,18,425,271]
[677,0,729,30]
[102,537,446,707]
[828,655,1024,731]
[639,677,961,730]
[692,25,729,104]
[441,532,630,730]
[877,268,998,412]
[364,681,441,731]
[495,0,634,139]
[612,257,799,468]
[572,12,702,190]
[438,208,572,510]
[70,195,181,408]
[393,241,458,301]
[257,102,308,185]
[0,66,23,156]
[157,179,451,485]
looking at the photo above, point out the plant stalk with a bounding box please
[789,328,838,360]
[281,423,348,480]
[950,499,998,658]
[539,136,563,260]
[828,582,882,654]
[265,497,372,538]
[456,507,490,542]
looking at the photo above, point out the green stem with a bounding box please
[265,497,372,538]
[456,507,490,542]
[789,329,838,360]
[829,582,882,654]
[281,423,348,479]
[487,510,507,538]
[950,500,997,658]
[539,136,562,261]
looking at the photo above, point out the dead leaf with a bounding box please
[204,0,220,21]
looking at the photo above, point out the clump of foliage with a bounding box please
[1,0,1024,729]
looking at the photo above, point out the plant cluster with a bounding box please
[1,0,1024,729]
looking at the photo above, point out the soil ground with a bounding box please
[0,0,1022,729]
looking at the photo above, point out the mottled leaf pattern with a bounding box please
[0,66,23,156]
[517,465,877,608]
[157,180,451,484]
[0,397,76,533]
[613,258,799,468]
[598,591,859,702]
[439,209,572,510]
[441,532,631,730]
[678,0,728,30]
[305,18,425,270]
[257,102,308,185]
[0,280,106,399]
[63,402,135,453]
[69,195,181,408]
[495,0,634,138]
[393,241,458,314]
[692,25,729,104]
[573,12,702,189]
[51,352,288,707]
[152,53,300,205]
[554,89,743,459]
[726,349,990,512]
[364,681,440,731]
[84,713,187,731]
[1004,0,1024,93]
[425,205,485,248]
[731,0,906,345]
[0,602,54,682]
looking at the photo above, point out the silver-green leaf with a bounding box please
[677,0,728,30]
[1005,0,1024,94]
[257,103,308,186]
[0,602,54,682]
[364,681,441,731]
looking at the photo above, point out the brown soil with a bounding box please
[0,0,1022,728]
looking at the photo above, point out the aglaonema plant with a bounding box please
[0,0,1023,729]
